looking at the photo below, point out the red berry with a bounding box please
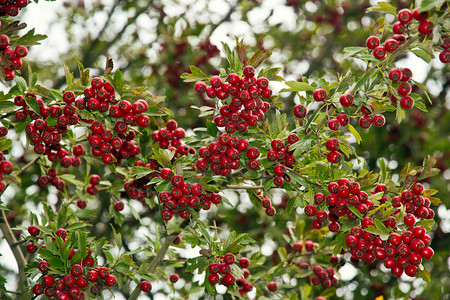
[326,138,340,151]
[398,82,411,96]
[267,281,278,292]
[208,273,220,285]
[389,68,402,82]
[373,46,386,60]
[328,118,340,131]
[327,151,341,164]
[384,39,399,52]
[398,9,413,24]
[239,257,250,268]
[400,96,414,109]
[372,114,385,127]
[293,104,307,118]
[418,20,433,35]
[170,273,179,283]
[392,21,406,34]
[313,88,327,101]
[412,8,429,21]
[440,50,450,63]
[274,164,286,176]
[339,93,354,106]
[114,201,124,211]
[366,36,380,49]
[194,81,207,93]
[359,116,372,129]
[243,65,255,78]
[140,280,152,292]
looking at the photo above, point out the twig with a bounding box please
[226,185,264,190]
[0,209,29,293]
[128,219,189,300]
[16,156,39,177]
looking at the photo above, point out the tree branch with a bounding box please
[0,209,29,293]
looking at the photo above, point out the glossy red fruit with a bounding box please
[208,273,220,285]
[194,81,207,93]
[372,114,385,127]
[366,36,380,49]
[389,68,402,82]
[392,21,405,34]
[326,138,340,151]
[400,96,414,109]
[359,115,372,129]
[339,93,354,106]
[418,20,433,35]
[274,164,286,176]
[114,201,124,211]
[304,204,317,217]
[313,89,327,101]
[267,281,278,292]
[412,8,428,21]
[404,213,416,226]
[440,50,450,63]
[239,257,250,268]
[336,113,349,126]
[170,273,179,283]
[398,82,411,96]
[293,104,307,118]
[140,280,152,292]
[373,46,386,60]
[106,274,117,287]
[328,118,340,131]
[398,9,413,24]
[385,39,399,52]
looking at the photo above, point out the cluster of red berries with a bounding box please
[388,67,415,110]
[28,226,118,298]
[438,35,449,63]
[235,257,253,296]
[266,136,297,185]
[207,253,247,288]
[0,151,13,193]
[38,167,66,191]
[292,241,340,290]
[194,66,272,134]
[358,102,386,129]
[391,183,434,220]
[366,8,431,60]
[158,172,222,221]
[305,178,370,231]
[15,93,81,167]
[0,34,27,80]
[256,193,276,217]
[197,134,249,176]
[0,0,29,17]
[324,137,341,164]
[151,119,190,152]
[86,174,101,195]
[345,222,433,278]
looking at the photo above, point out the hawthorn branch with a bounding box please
[16,156,39,177]
[128,218,189,300]
[0,209,29,293]
[226,185,264,190]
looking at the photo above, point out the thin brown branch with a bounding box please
[0,209,29,293]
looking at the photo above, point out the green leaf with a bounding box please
[130,166,154,179]
[420,0,445,12]
[373,218,391,236]
[0,101,16,114]
[347,124,362,144]
[246,49,272,68]
[205,119,218,137]
[354,71,371,92]
[342,47,366,59]
[410,48,433,63]
[15,28,47,46]
[181,65,208,83]
[59,174,84,187]
[366,2,397,15]
[24,94,40,115]
[415,219,435,231]
[188,207,213,245]
[114,69,123,95]
[347,205,363,219]
[396,99,406,123]
[418,267,431,283]
[258,67,284,81]
[64,65,74,86]
[14,76,27,93]
[279,81,314,93]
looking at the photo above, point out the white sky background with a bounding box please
[1,0,449,299]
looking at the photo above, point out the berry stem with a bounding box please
[0,209,29,293]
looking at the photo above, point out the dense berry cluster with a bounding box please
[38,167,66,191]
[0,151,13,193]
[197,133,249,176]
[194,66,272,134]
[28,226,118,298]
[292,240,340,290]
[266,136,297,186]
[207,253,251,290]
[0,33,27,80]
[158,173,222,221]
[0,0,29,16]
[151,119,189,152]
[388,67,415,110]
[15,93,81,167]
[366,8,432,61]
[324,138,341,164]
